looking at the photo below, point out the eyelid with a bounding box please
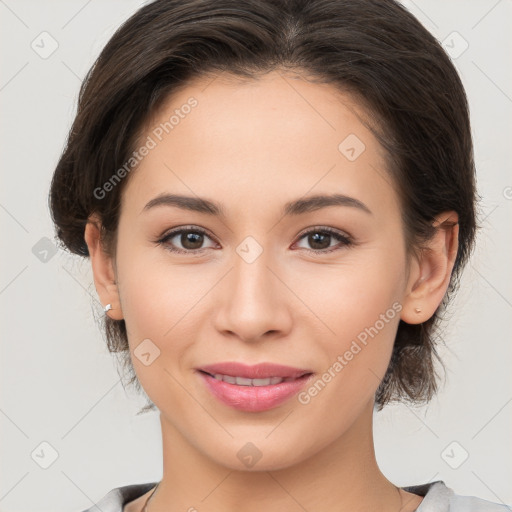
[295,225,352,241]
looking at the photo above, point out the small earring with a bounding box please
[414,307,422,314]
[104,303,113,313]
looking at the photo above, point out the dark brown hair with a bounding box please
[49,0,477,411]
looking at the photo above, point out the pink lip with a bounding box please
[198,362,311,379]
[196,362,313,412]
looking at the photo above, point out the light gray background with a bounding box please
[1,1,511,511]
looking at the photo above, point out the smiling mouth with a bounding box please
[197,367,314,412]
[198,370,311,387]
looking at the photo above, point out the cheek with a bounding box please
[114,244,218,398]
[298,246,405,398]
[305,248,405,343]
[116,241,208,338]
[114,250,203,410]
[296,268,402,435]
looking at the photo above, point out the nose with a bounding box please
[212,245,293,343]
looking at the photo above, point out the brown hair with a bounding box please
[48,0,477,411]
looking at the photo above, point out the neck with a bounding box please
[150,399,408,512]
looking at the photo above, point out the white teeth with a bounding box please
[211,373,285,386]
[235,376,253,386]
[252,378,272,386]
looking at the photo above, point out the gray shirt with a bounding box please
[79,480,511,511]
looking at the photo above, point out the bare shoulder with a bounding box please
[123,488,154,512]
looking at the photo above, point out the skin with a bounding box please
[85,70,459,512]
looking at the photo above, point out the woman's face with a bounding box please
[111,71,414,470]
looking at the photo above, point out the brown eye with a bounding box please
[307,232,331,250]
[157,227,217,254]
[178,231,204,250]
[294,227,353,254]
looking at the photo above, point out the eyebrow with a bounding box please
[141,192,372,216]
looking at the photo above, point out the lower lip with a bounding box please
[198,371,313,412]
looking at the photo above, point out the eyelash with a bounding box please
[155,225,354,256]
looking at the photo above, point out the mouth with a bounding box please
[198,371,302,386]
[197,361,312,380]
[195,362,314,412]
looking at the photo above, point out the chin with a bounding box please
[201,433,318,473]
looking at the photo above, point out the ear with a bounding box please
[401,211,459,324]
[84,213,124,320]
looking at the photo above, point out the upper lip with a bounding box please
[197,362,312,380]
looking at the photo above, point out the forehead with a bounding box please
[121,70,397,219]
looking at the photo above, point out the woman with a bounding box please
[48,0,509,511]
